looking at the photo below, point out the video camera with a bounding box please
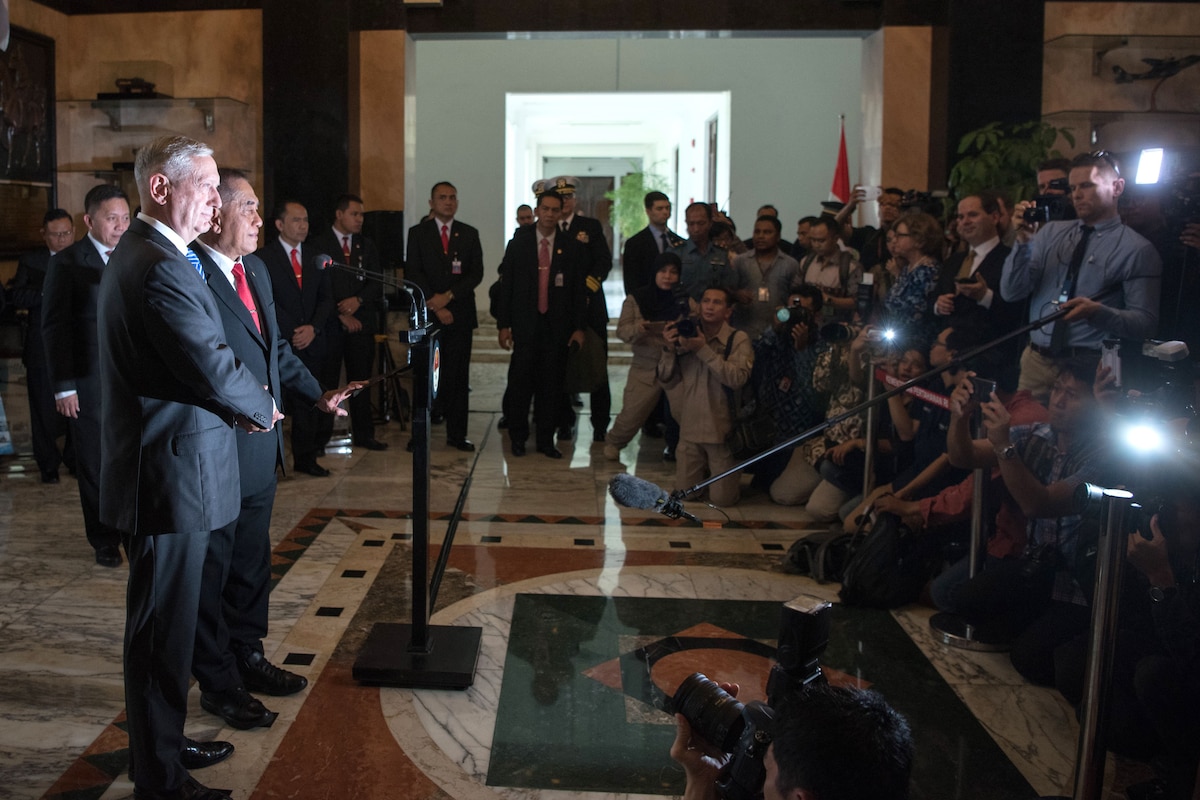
[669,596,831,800]
[1023,178,1075,225]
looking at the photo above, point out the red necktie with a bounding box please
[232,259,261,335]
[290,247,303,288]
[341,235,351,258]
[440,224,450,254]
[537,237,551,315]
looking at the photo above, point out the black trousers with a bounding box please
[434,324,473,442]
[193,479,278,692]
[320,328,376,445]
[24,350,69,474]
[125,531,209,793]
[506,318,568,449]
[72,381,121,551]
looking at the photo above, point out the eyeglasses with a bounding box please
[45,230,74,239]
[1072,149,1121,177]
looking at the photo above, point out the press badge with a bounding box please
[758,286,769,302]
[554,272,564,288]
[451,258,462,275]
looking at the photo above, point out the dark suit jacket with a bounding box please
[932,241,1022,335]
[257,239,334,367]
[622,226,679,296]
[97,218,274,535]
[496,226,586,345]
[195,246,324,497]
[404,217,485,330]
[9,247,53,365]
[308,228,385,336]
[562,213,612,328]
[42,237,105,399]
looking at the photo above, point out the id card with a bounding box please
[554,272,564,288]
[451,258,462,275]
[758,286,769,302]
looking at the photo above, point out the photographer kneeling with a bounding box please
[670,682,914,800]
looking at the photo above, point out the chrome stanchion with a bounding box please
[861,366,878,499]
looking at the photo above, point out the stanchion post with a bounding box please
[862,365,878,498]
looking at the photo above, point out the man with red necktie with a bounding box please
[403,180,484,452]
[257,200,336,475]
[310,193,388,451]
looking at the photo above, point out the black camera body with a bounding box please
[669,596,832,800]
[1023,188,1074,225]
[675,317,699,339]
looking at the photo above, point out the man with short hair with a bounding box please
[42,184,130,567]
[1036,157,1072,198]
[405,181,485,451]
[742,204,793,256]
[932,193,1019,351]
[1001,151,1162,403]
[8,208,75,484]
[659,286,753,507]
[192,169,358,733]
[622,190,679,296]
[671,683,914,800]
[495,190,587,458]
[792,215,819,261]
[257,200,336,476]
[946,356,1114,685]
[675,201,732,301]
[555,176,615,442]
[834,186,904,270]
[311,193,388,451]
[515,203,534,228]
[729,215,801,339]
[799,216,862,321]
[98,134,278,800]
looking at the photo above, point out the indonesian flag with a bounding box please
[830,116,850,204]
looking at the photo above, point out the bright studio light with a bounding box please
[883,328,896,341]
[1135,148,1164,185]
[1124,423,1165,453]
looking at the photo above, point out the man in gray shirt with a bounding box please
[1000,151,1161,402]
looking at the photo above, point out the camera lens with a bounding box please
[671,672,746,752]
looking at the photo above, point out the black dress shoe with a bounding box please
[663,446,677,463]
[447,438,475,452]
[181,738,234,769]
[538,446,563,459]
[430,412,446,424]
[133,777,232,800]
[593,429,607,443]
[641,422,665,438]
[511,441,526,457]
[293,462,330,477]
[557,426,574,442]
[239,651,308,696]
[95,545,122,568]
[355,438,389,451]
[199,687,277,729]
[41,469,59,484]
[497,416,508,429]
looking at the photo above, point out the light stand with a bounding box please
[311,256,480,689]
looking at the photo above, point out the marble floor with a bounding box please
[0,357,1146,800]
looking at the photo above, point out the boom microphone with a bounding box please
[608,473,700,523]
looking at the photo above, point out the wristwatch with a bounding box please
[994,443,1017,461]
[1149,585,1178,603]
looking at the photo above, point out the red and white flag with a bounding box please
[830,116,850,204]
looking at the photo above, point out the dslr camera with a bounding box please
[669,596,831,800]
[1022,178,1074,225]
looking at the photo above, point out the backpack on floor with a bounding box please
[838,511,940,608]
[783,529,857,584]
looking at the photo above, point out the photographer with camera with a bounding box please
[659,285,754,507]
[1000,151,1162,404]
[670,682,914,800]
[944,356,1116,684]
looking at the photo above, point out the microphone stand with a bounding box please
[331,258,481,689]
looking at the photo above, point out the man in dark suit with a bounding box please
[932,192,1021,356]
[98,135,278,800]
[257,200,336,476]
[7,208,74,483]
[192,169,359,732]
[309,193,388,451]
[554,176,615,442]
[404,180,484,451]
[496,189,586,459]
[622,191,679,296]
[42,184,130,567]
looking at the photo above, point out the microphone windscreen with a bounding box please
[608,473,669,510]
[314,254,332,270]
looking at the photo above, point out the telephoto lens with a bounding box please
[671,672,746,752]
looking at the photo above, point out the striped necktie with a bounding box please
[185,248,205,280]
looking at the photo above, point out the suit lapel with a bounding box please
[196,247,266,348]
[244,258,276,344]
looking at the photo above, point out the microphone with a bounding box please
[608,473,700,523]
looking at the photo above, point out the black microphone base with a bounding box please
[353,622,482,689]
